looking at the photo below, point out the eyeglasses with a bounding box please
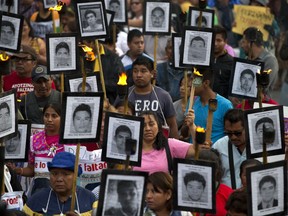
[224,129,244,137]
[131,2,141,5]
[14,57,34,62]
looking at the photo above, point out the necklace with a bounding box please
[56,196,65,216]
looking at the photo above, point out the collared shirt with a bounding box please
[212,136,246,189]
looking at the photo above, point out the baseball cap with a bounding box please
[12,45,37,60]
[32,65,50,82]
[47,152,83,176]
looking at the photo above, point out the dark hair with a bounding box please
[1,20,15,34]
[55,42,70,54]
[243,27,263,46]
[196,16,207,26]
[190,36,205,47]
[114,100,136,115]
[24,17,35,38]
[73,104,92,120]
[117,180,137,194]
[147,172,173,211]
[132,55,154,71]
[259,175,276,190]
[224,109,244,127]
[85,9,96,19]
[199,68,214,88]
[255,117,274,131]
[77,82,92,92]
[65,20,78,33]
[139,111,168,150]
[43,103,61,116]
[184,172,206,188]
[0,102,10,114]
[240,69,255,80]
[115,125,132,137]
[127,29,143,43]
[151,7,165,16]
[199,149,223,182]
[225,191,248,214]
[214,25,227,40]
[239,159,261,177]
[109,0,120,5]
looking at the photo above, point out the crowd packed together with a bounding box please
[1,0,288,215]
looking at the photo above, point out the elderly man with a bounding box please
[23,151,97,215]
[19,65,61,124]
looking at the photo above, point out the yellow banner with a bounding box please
[232,5,274,41]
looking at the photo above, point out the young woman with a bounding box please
[132,110,199,174]
[144,172,192,216]
[14,103,75,196]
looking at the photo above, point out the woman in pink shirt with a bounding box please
[133,110,196,174]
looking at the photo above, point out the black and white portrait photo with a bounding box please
[173,158,216,213]
[0,0,18,14]
[143,0,171,35]
[60,92,104,144]
[188,7,214,28]
[0,90,17,140]
[172,34,184,69]
[5,120,31,161]
[46,33,78,74]
[230,58,263,99]
[0,13,23,52]
[68,74,100,92]
[43,0,57,9]
[97,170,148,216]
[105,0,127,23]
[76,0,108,38]
[181,27,214,67]
[101,112,144,166]
[244,106,284,158]
[247,161,287,216]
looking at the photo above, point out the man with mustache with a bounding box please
[19,65,61,124]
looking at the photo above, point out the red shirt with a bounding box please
[3,71,56,98]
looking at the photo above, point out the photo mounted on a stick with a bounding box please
[59,92,104,144]
[143,0,171,35]
[97,169,148,216]
[172,33,185,69]
[188,7,214,28]
[76,0,108,39]
[66,73,101,92]
[46,33,79,74]
[173,158,216,214]
[246,161,287,216]
[0,89,17,140]
[229,58,263,99]
[244,105,285,158]
[101,112,144,166]
[5,120,31,162]
[180,27,214,68]
[43,0,57,9]
[0,0,18,14]
[0,12,23,52]
[105,0,127,24]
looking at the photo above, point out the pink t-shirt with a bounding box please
[133,138,190,174]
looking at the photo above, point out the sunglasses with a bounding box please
[224,129,244,137]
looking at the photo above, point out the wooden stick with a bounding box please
[152,34,158,86]
[124,155,130,170]
[188,85,195,110]
[60,73,64,93]
[241,99,245,111]
[95,40,107,100]
[80,58,87,92]
[205,111,213,144]
[184,70,188,107]
[70,143,81,211]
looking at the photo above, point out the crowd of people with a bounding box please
[1,0,288,215]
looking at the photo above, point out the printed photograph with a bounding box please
[188,7,214,28]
